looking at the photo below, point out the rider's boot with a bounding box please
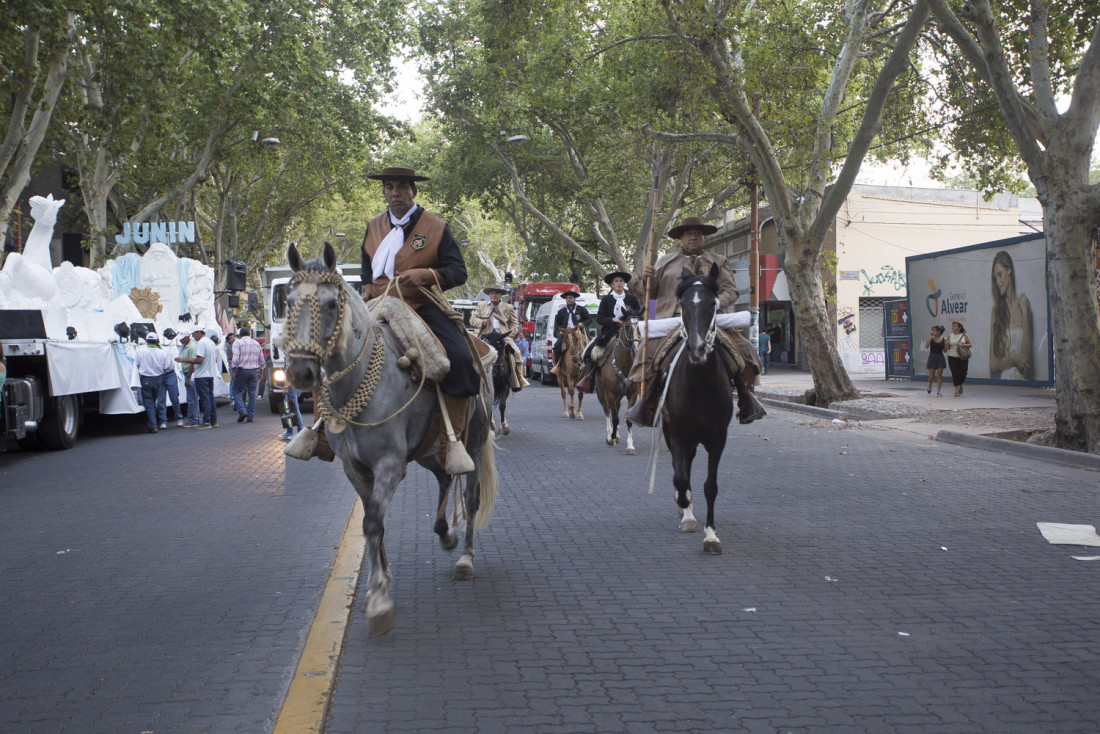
[549,359,560,375]
[439,394,475,474]
[576,365,595,393]
[511,356,528,391]
[732,369,767,424]
[624,380,661,427]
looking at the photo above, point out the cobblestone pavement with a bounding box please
[0,410,354,733]
[326,383,1099,734]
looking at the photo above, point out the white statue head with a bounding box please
[29,194,65,225]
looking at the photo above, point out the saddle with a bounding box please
[649,328,747,383]
[369,297,451,382]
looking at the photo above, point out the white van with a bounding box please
[529,292,599,384]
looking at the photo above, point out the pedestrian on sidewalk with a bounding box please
[231,327,265,422]
[758,326,771,375]
[279,386,305,440]
[923,324,947,396]
[135,332,174,433]
[945,321,973,397]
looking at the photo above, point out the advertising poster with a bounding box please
[906,233,1051,385]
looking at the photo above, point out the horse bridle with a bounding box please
[677,292,718,358]
[283,269,349,363]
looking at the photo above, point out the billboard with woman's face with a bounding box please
[906,233,1051,385]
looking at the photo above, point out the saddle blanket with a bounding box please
[637,311,751,339]
[368,297,450,382]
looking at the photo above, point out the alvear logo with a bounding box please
[927,279,969,318]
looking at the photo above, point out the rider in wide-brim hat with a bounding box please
[603,271,632,286]
[666,216,718,239]
[366,166,431,182]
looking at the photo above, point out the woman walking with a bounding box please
[945,321,973,397]
[923,325,947,396]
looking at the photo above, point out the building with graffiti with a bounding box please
[707,185,1042,375]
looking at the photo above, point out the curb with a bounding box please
[935,430,1100,471]
[759,396,847,421]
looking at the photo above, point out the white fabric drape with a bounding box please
[611,291,626,318]
[371,205,419,281]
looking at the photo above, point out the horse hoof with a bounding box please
[368,607,395,637]
[704,539,722,555]
[625,447,636,456]
[606,438,614,446]
[453,555,474,580]
[680,518,697,533]
[502,424,510,436]
[577,413,583,420]
[439,531,458,551]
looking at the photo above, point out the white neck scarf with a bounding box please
[372,204,419,281]
[611,291,626,318]
[565,305,577,328]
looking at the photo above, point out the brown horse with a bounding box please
[595,309,639,454]
[558,328,588,419]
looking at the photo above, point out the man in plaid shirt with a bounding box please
[232,327,266,422]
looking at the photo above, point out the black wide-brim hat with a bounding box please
[560,289,581,298]
[667,216,718,239]
[603,271,632,285]
[367,166,431,182]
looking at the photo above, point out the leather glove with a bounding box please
[397,268,438,288]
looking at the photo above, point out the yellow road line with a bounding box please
[273,499,364,734]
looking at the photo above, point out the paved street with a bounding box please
[0,408,355,733]
[2,381,1099,733]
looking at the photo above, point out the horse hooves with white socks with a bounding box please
[281,242,497,636]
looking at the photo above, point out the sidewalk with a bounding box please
[754,368,1100,470]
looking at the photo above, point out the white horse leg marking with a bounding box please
[703,526,722,555]
[365,577,394,636]
[453,553,474,580]
[680,504,697,533]
[624,422,635,455]
[605,415,614,445]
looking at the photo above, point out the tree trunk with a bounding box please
[783,240,860,406]
[1038,183,1100,453]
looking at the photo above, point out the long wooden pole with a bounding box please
[639,173,660,399]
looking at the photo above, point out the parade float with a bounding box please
[1,195,227,449]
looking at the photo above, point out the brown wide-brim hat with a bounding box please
[367,166,431,183]
[485,284,509,293]
[603,271,632,286]
[667,216,718,239]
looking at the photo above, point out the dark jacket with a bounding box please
[553,303,591,337]
[595,292,641,332]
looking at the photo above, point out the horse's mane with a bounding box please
[675,271,718,299]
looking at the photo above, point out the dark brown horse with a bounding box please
[595,309,640,454]
[482,330,512,436]
[661,264,733,554]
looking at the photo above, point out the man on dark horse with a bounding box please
[577,271,640,393]
[359,165,480,470]
[624,216,767,428]
[470,283,529,392]
[549,289,591,375]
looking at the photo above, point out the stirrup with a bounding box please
[443,440,475,475]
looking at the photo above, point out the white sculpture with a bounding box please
[23,194,65,272]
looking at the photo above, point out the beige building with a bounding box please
[707,185,1042,375]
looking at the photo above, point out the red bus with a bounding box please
[510,281,581,339]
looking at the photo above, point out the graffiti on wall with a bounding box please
[861,264,907,296]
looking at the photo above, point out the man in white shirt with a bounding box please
[134,332,175,433]
[176,326,220,428]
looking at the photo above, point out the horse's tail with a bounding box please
[473,432,497,531]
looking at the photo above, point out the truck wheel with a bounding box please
[269,390,282,414]
[38,394,80,450]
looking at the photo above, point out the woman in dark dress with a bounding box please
[923,324,947,396]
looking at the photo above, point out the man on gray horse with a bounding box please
[624,216,766,428]
[470,284,529,392]
[359,165,480,471]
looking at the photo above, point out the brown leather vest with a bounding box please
[362,209,446,307]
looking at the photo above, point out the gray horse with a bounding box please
[282,243,498,636]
